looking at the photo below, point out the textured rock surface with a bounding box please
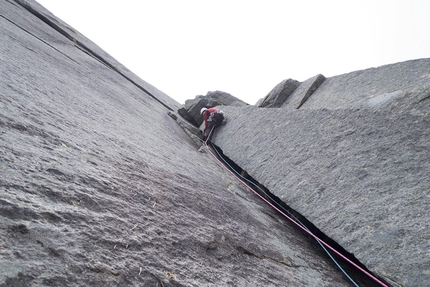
[214,59,430,287]
[258,78,301,108]
[302,59,430,110]
[0,1,356,286]
[168,111,203,147]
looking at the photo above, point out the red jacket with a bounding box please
[202,107,218,132]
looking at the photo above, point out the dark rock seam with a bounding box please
[13,0,173,111]
[209,142,391,287]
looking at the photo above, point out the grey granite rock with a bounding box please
[0,1,354,286]
[302,59,430,111]
[280,74,326,109]
[213,59,430,287]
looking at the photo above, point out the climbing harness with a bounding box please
[201,126,388,287]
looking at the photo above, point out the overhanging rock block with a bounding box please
[178,90,248,126]
[280,74,326,109]
[258,78,301,108]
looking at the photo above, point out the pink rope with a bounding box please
[204,139,388,287]
[204,125,215,145]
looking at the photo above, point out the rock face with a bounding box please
[300,60,430,111]
[0,1,358,286]
[258,78,301,108]
[3,1,429,286]
[213,59,430,287]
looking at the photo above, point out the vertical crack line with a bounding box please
[209,142,391,287]
[14,0,173,111]
[0,14,78,63]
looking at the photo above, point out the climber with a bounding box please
[200,107,225,141]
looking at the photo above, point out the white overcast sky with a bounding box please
[37,0,430,105]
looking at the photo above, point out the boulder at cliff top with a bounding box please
[258,78,301,108]
[280,74,326,109]
[0,1,357,286]
[212,59,430,287]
